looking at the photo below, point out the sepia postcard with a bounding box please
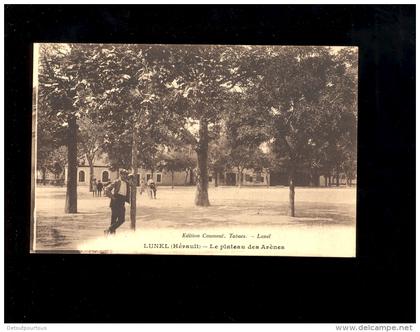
[31,43,357,256]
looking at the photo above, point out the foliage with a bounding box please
[36,43,357,215]
[244,46,357,178]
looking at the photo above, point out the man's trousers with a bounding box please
[109,196,126,234]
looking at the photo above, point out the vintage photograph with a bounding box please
[32,43,357,256]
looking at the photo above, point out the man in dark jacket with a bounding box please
[104,169,131,235]
[97,180,103,197]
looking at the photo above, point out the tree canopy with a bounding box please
[36,43,357,219]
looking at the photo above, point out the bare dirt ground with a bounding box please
[33,185,356,256]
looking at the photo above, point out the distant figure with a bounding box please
[147,178,157,199]
[92,178,98,197]
[146,178,152,198]
[104,169,131,235]
[97,180,103,197]
[139,178,146,195]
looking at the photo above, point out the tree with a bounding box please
[38,43,100,213]
[78,116,107,191]
[47,146,67,181]
[37,123,63,185]
[247,46,356,216]
[223,93,271,188]
[157,149,192,189]
[182,146,197,186]
[36,80,66,185]
[92,44,182,229]
[310,48,358,187]
[37,145,67,185]
[167,45,252,205]
[208,136,230,187]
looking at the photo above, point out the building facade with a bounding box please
[38,164,355,188]
[49,165,271,187]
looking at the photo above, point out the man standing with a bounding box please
[104,169,131,235]
[97,180,103,197]
[92,178,98,197]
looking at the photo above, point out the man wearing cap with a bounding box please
[104,169,131,235]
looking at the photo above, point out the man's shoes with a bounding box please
[104,229,110,236]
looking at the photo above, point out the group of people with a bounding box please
[91,179,104,197]
[101,170,158,235]
[139,178,157,199]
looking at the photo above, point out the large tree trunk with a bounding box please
[65,115,77,213]
[190,168,194,185]
[195,117,210,207]
[171,171,174,189]
[288,171,295,217]
[87,155,94,192]
[130,122,138,231]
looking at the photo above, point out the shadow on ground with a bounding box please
[137,200,355,229]
[35,187,356,250]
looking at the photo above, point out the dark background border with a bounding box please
[5,5,415,323]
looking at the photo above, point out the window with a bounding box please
[208,176,212,182]
[102,171,109,182]
[146,174,152,181]
[78,170,85,182]
[156,174,162,183]
[256,176,264,183]
[245,174,252,182]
